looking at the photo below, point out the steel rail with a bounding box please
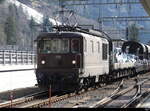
[73,79,124,108]
[121,84,142,108]
[122,91,150,108]
[19,88,102,108]
[0,79,122,108]
[18,80,124,108]
[89,78,149,108]
[0,91,48,108]
[19,93,74,108]
[0,73,148,108]
[122,82,150,108]
[136,90,150,108]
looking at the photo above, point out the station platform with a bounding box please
[0,64,37,92]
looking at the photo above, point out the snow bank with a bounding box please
[0,70,37,92]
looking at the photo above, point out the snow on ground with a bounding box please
[0,64,37,92]
[0,70,37,92]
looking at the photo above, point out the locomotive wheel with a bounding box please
[130,69,134,77]
[83,78,89,91]
[108,74,112,82]
[118,71,121,78]
[75,84,82,94]
[75,79,83,94]
[92,77,96,88]
[89,77,96,88]
[111,71,115,80]
[114,72,117,79]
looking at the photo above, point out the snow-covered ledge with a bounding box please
[0,64,36,72]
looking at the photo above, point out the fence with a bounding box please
[0,50,36,65]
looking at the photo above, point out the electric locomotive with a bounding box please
[35,26,111,92]
[35,26,150,93]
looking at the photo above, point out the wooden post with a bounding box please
[49,85,51,108]
[10,91,13,108]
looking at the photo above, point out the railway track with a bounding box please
[0,91,48,108]
[88,78,150,108]
[19,82,122,108]
[136,90,150,108]
[0,72,150,108]
[0,79,123,108]
[66,72,150,108]
[48,80,124,108]
[72,80,124,108]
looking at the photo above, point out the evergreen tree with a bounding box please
[42,15,53,32]
[4,4,17,45]
[29,16,37,49]
[128,23,139,42]
[29,17,36,31]
[0,0,5,4]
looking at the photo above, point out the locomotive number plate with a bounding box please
[56,55,61,59]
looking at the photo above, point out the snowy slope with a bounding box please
[7,0,61,25]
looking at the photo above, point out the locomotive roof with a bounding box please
[37,32,84,39]
[36,25,112,41]
[36,31,107,40]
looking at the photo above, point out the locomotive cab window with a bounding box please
[102,43,108,60]
[71,39,80,53]
[39,39,69,54]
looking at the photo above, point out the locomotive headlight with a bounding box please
[72,60,76,64]
[41,60,45,65]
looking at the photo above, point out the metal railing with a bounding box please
[0,50,36,65]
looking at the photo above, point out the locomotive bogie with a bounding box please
[36,68,79,92]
